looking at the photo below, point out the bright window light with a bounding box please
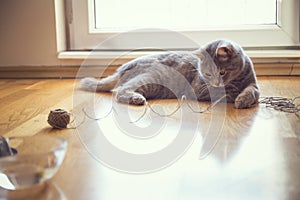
[69,0,299,49]
[94,0,277,31]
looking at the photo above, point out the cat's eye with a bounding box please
[205,73,211,77]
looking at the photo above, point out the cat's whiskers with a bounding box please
[197,83,209,97]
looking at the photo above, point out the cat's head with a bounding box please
[194,39,246,87]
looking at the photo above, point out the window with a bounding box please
[67,0,299,50]
[94,0,276,31]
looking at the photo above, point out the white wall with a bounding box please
[0,0,60,66]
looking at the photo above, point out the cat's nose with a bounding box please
[211,78,224,87]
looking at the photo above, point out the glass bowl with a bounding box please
[0,135,67,190]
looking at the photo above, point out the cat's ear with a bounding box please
[216,45,233,62]
[193,49,205,61]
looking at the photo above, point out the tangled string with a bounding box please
[78,95,300,128]
[259,96,300,119]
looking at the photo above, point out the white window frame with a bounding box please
[67,0,299,50]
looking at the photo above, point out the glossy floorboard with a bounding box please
[0,77,299,200]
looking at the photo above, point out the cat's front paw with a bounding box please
[234,91,257,109]
[130,94,146,105]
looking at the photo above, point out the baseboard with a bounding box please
[0,65,118,79]
[0,62,299,79]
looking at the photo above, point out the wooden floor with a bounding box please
[0,76,300,200]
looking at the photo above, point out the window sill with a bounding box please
[59,49,300,59]
[1,50,299,79]
[58,49,300,63]
[57,50,300,76]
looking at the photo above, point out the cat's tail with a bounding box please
[80,74,118,92]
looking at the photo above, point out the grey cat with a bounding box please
[81,39,260,109]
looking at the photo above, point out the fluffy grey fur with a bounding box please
[81,39,260,109]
